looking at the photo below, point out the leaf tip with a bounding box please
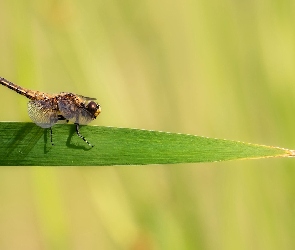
[287,150,295,157]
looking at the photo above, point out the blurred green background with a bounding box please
[1,0,295,249]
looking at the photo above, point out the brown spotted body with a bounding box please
[0,77,101,147]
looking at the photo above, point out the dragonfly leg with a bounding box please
[50,127,54,145]
[58,115,69,123]
[75,123,93,147]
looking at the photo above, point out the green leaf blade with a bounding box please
[0,122,292,166]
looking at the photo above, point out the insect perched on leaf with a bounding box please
[0,77,101,147]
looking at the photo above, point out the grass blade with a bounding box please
[0,122,292,166]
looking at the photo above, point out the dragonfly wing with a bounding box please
[27,100,58,128]
[58,98,93,125]
[77,94,97,101]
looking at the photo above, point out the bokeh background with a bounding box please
[1,0,295,249]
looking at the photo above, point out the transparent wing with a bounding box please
[27,100,58,128]
[58,97,93,125]
[76,94,97,101]
[60,93,97,101]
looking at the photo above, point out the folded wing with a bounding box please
[27,100,58,128]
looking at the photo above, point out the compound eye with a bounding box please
[87,101,98,114]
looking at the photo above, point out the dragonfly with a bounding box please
[0,77,101,147]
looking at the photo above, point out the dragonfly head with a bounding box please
[86,101,101,119]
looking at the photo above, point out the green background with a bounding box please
[1,0,295,249]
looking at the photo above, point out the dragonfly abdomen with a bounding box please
[0,77,40,100]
